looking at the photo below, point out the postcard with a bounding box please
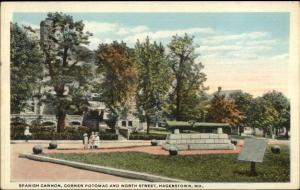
[1,1,299,190]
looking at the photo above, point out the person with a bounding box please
[89,131,95,149]
[24,126,32,142]
[94,132,100,148]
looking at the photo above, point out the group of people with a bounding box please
[88,131,100,149]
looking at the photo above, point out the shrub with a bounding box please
[99,133,118,140]
[11,124,117,140]
[129,132,167,140]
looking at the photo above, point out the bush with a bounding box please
[129,132,167,140]
[99,133,118,140]
[11,124,117,140]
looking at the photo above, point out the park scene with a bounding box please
[10,12,290,183]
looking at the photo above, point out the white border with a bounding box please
[1,1,299,190]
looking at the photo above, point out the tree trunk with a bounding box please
[57,109,66,133]
[285,127,289,138]
[175,75,182,121]
[146,114,151,134]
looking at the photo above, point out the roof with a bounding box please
[166,121,230,128]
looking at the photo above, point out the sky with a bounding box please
[13,12,290,97]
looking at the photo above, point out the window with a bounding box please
[128,121,133,127]
[121,121,126,127]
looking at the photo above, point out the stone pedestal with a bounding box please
[162,133,234,150]
[174,129,180,134]
[217,128,223,134]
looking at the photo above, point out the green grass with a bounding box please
[46,145,290,182]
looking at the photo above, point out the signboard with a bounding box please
[238,138,268,163]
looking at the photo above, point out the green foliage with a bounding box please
[167,34,209,121]
[262,91,290,132]
[230,91,256,130]
[230,90,290,136]
[129,132,167,140]
[135,37,173,133]
[40,12,93,132]
[47,145,290,182]
[10,124,117,140]
[10,23,44,114]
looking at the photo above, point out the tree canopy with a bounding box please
[40,12,93,132]
[95,41,139,128]
[208,89,245,126]
[167,34,208,121]
[135,37,173,133]
[10,23,44,114]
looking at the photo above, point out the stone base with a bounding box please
[162,143,234,150]
[162,133,235,150]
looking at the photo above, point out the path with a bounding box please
[11,143,143,182]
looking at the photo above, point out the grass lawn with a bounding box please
[46,145,290,182]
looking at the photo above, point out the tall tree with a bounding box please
[251,97,280,137]
[135,37,173,133]
[229,91,255,133]
[40,12,93,132]
[167,34,208,121]
[261,91,290,137]
[208,88,245,126]
[10,23,43,114]
[95,41,139,129]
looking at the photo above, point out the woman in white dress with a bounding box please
[89,131,95,149]
[94,132,100,148]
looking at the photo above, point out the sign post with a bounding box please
[238,138,268,175]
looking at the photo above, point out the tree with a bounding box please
[95,41,139,129]
[135,37,173,133]
[251,97,280,137]
[229,91,255,133]
[167,34,208,121]
[208,88,244,126]
[40,12,93,132]
[261,91,290,137]
[10,23,43,114]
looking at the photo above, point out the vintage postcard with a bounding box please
[1,1,299,190]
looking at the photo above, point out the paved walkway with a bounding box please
[11,143,143,182]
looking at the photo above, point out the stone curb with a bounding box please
[19,153,186,182]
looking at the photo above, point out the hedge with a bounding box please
[129,132,167,140]
[11,124,118,140]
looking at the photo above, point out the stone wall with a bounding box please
[162,133,234,150]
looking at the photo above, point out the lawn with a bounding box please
[46,145,290,182]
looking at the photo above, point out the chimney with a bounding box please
[218,87,222,92]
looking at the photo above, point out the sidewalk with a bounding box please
[11,143,144,182]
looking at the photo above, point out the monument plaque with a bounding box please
[238,138,268,175]
[238,138,268,162]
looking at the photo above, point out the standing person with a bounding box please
[89,131,95,149]
[24,126,32,142]
[94,132,100,148]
